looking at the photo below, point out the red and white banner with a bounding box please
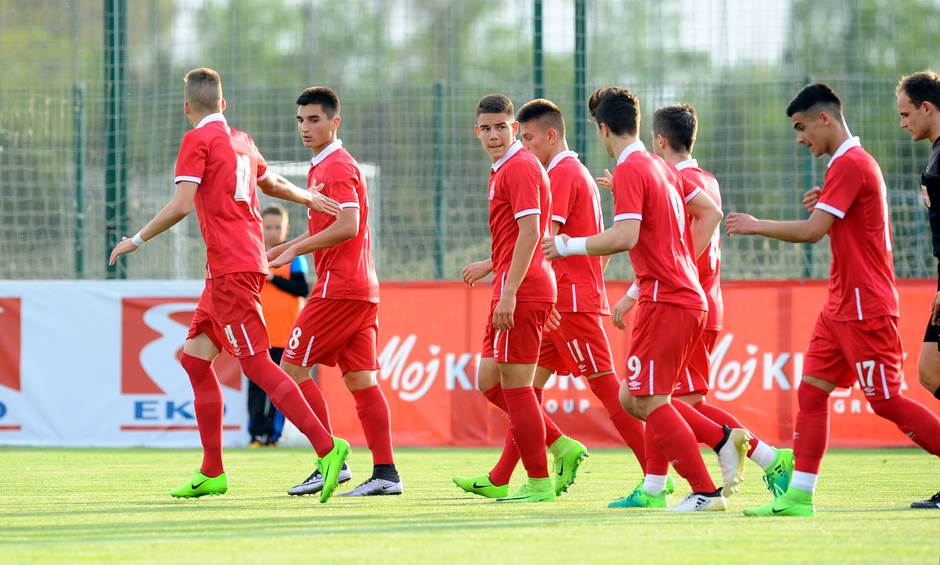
[0,280,937,448]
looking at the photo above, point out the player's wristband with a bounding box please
[131,232,146,247]
[564,237,588,256]
[626,282,639,300]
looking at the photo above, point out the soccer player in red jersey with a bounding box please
[454,98,647,499]
[108,68,351,503]
[266,87,400,497]
[543,88,751,511]
[728,83,940,516]
[456,94,558,503]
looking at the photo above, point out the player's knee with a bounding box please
[917,359,940,391]
[343,371,376,391]
[278,359,307,383]
[674,393,703,406]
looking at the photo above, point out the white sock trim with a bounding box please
[790,470,817,494]
[643,474,668,495]
[749,440,776,471]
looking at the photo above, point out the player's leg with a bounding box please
[338,368,401,496]
[917,338,940,402]
[531,366,590,496]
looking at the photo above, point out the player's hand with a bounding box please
[462,260,492,287]
[802,186,822,213]
[545,307,562,332]
[611,294,636,330]
[493,293,516,331]
[266,242,290,262]
[270,247,296,269]
[542,234,567,260]
[306,182,341,216]
[596,169,613,191]
[725,212,760,236]
[931,291,940,326]
[108,237,139,266]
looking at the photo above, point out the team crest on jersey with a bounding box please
[488,181,496,201]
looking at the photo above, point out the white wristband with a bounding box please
[565,237,588,256]
[626,282,639,300]
[131,232,146,247]
[553,235,569,256]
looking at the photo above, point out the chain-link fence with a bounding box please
[2,0,938,281]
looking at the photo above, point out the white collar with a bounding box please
[616,140,646,165]
[828,136,861,168]
[675,158,698,171]
[195,113,226,129]
[310,139,344,167]
[491,140,524,172]
[547,150,579,172]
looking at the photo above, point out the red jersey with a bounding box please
[488,141,557,303]
[174,113,267,278]
[611,141,707,310]
[547,151,609,314]
[306,140,379,303]
[677,159,724,330]
[813,137,899,321]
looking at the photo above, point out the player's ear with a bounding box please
[220,97,226,112]
[547,128,557,143]
[474,124,482,139]
[511,120,519,136]
[333,114,342,130]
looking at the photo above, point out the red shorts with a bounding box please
[538,312,615,377]
[481,301,553,364]
[673,330,719,396]
[187,272,270,359]
[803,313,903,400]
[282,298,380,373]
[624,302,705,397]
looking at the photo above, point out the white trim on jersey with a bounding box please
[653,280,660,303]
[685,367,694,392]
[302,336,316,366]
[613,212,642,222]
[571,284,578,312]
[552,214,568,225]
[827,136,861,169]
[649,360,655,395]
[195,113,227,129]
[175,175,202,185]
[339,202,361,209]
[684,186,703,204]
[514,208,541,220]
[547,150,579,172]
[586,342,598,373]
[503,330,510,363]
[675,158,699,171]
[879,363,890,400]
[854,287,863,320]
[491,140,524,172]
[321,271,331,299]
[240,323,255,356]
[815,202,846,219]
[616,140,646,165]
[310,139,344,167]
[256,169,270,183]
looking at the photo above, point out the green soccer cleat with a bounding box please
[170,470,228,498]
[664,475,676,495]
[452,474,509,499]
[762,448,794,498]
[608,483,668,509]
[496,477,557,503]
[743,486,815,517]
[549,436,589,496]
[317,437,351,504]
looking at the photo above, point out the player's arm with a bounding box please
[258,174,341,216]
[686,192,723,259]
[725,208,835,243]
[543,219,639,259]
[462,258,493,286]
[108,182,197,265]
[493,214,541,330]
[266,232,309,262]
[270,208,358,268]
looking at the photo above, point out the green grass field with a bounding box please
[0,446,936,564]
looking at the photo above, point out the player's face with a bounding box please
[790,111,827,158]
[297,104,339,151]
[519,121,555,167]
[262,214,288,247]
[475,113,518,162]
[897,92,930,141]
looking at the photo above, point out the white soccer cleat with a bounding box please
[666,491,728,512]
[287,464,352,496]
[716,426,752,496]
[338,477,403,496]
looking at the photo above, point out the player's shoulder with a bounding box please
[831,145,876,178]
[322,150,361,177]
[503,149,546,180]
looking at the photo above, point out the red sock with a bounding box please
[643,424,670,476]
[534,387,563,446]
[483,384,508,411]
[869,395,940,456]
[352,385,395,465]
[489,429,519,486]
[672,397,725,448]
[299,379,332,435]
[793,383,830,474]
[646,403,716,492]
[239,352,333,457]
[692,400,760,456]
[502,386,549,478]
[589,374,647,472]
[181,353,224,477]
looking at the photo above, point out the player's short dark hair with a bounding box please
[516,98,565,136]
[261,203,288,219]
[184,67,222,113]
[786,83,843,118]
[476,94,514,117]
[897,70,940,109]
[588,87,640,136]
[296,86,340,118]
[652,104,697,153]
